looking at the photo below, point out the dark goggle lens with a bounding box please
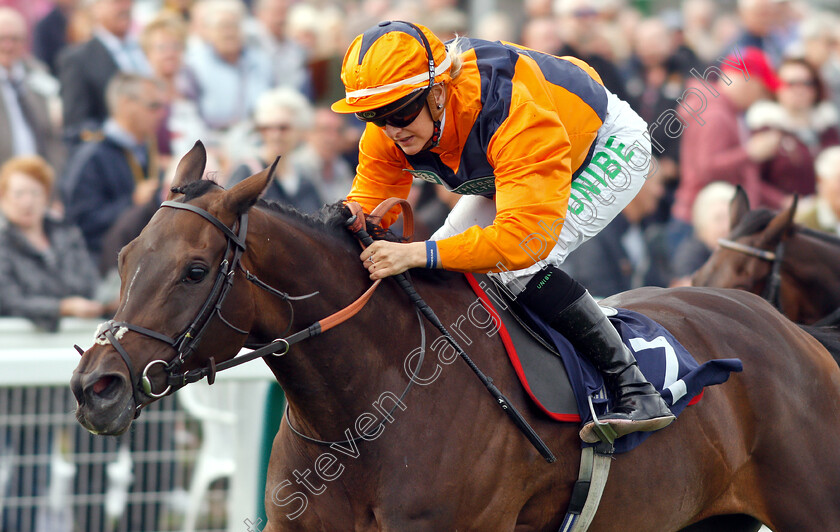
[356,90,428,128]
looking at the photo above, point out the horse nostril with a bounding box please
[91,375,122,401]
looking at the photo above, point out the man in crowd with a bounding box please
[60,73,165,260]
[796,147,840,235]
[58,0,149,144]
[0,7,64,171]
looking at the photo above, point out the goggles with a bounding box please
[355,88,430,128]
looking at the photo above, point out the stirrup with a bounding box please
[583,395,618,444]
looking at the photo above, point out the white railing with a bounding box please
[0,318,275,532]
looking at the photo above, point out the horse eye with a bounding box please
[184,266,208,283]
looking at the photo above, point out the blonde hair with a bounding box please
[140,12,187,54]
[815,146,840,182]
[692,181,736,231]
[254,87,313,130]
[0,155,55,196]
[446,35,466,80]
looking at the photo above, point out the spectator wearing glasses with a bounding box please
[60,73,166,260]
[746,57,840,200]
[332,21,674,444]
[227,87,323,214]
[0,7,64,172]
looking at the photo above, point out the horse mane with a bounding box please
[172,180,458,281]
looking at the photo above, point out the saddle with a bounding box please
[466,273,743,455]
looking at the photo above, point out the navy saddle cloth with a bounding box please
[466,274,743,453]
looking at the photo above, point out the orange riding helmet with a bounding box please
[331,21,452,130]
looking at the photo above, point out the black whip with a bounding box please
[347,217,556,463]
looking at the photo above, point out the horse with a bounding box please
[71,143,840,531]
[692,186,840,326]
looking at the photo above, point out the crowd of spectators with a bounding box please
[1,0,840,322]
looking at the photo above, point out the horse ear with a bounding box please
[759,195,799,246]
[166,141,207,200]
[729,185,750,230]
[222,157,278,215]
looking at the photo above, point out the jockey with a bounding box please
[331,21,674,443]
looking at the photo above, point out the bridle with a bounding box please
[718,233,840,326]
[82,199,379,417]
[717,237,786,312]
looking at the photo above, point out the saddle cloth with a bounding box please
[466,274,743,454]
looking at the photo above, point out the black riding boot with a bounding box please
[517,267,674,443]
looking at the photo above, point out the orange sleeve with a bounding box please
[434,99,572,272]
[346,125,413,227]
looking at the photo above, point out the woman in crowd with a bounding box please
[746,57,840,200]
[0,155,103,331]
[140,11,205,165]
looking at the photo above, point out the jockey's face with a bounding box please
[382,104,434,156]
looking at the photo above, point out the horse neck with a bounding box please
[241,208,419,438]
[782,234,840,321]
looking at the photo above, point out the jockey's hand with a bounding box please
[360,241,427,280]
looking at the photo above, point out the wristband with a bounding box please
[425,241,439,269]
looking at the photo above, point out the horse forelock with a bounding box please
[729,209,776,240]
[170,179,222,202]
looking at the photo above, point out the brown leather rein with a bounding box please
[76,197,413,417]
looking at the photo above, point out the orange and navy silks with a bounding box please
[346,38,608,273]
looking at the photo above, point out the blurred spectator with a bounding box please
[623,18,684,187]
[797,13,840,111]
[671,181,736,286]
[0,155,103,331]
[520,16,562,54]
[731,0,788,64]
[561,169,670,298]
[795,146,840,235]
[555,0,629,101]
[61,73,166,259]
[295,107,354,204]
[0,7,65,172]
[58,0,150,144]
[32,0,79,76]
[227,87,322,214]
[682,0,719,64]
[183,0,271,132]
[140,12,205,165]
[745,57,840,198]
[247,0,310,96]
[473,11,516,43]
[672,48,785,232]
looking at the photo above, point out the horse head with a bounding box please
[692,186,798,310]
[71,141,276,435]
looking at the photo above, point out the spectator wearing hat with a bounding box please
[672,47,786,231]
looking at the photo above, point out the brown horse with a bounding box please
[692,187,840,326]
[71,144,840,531]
